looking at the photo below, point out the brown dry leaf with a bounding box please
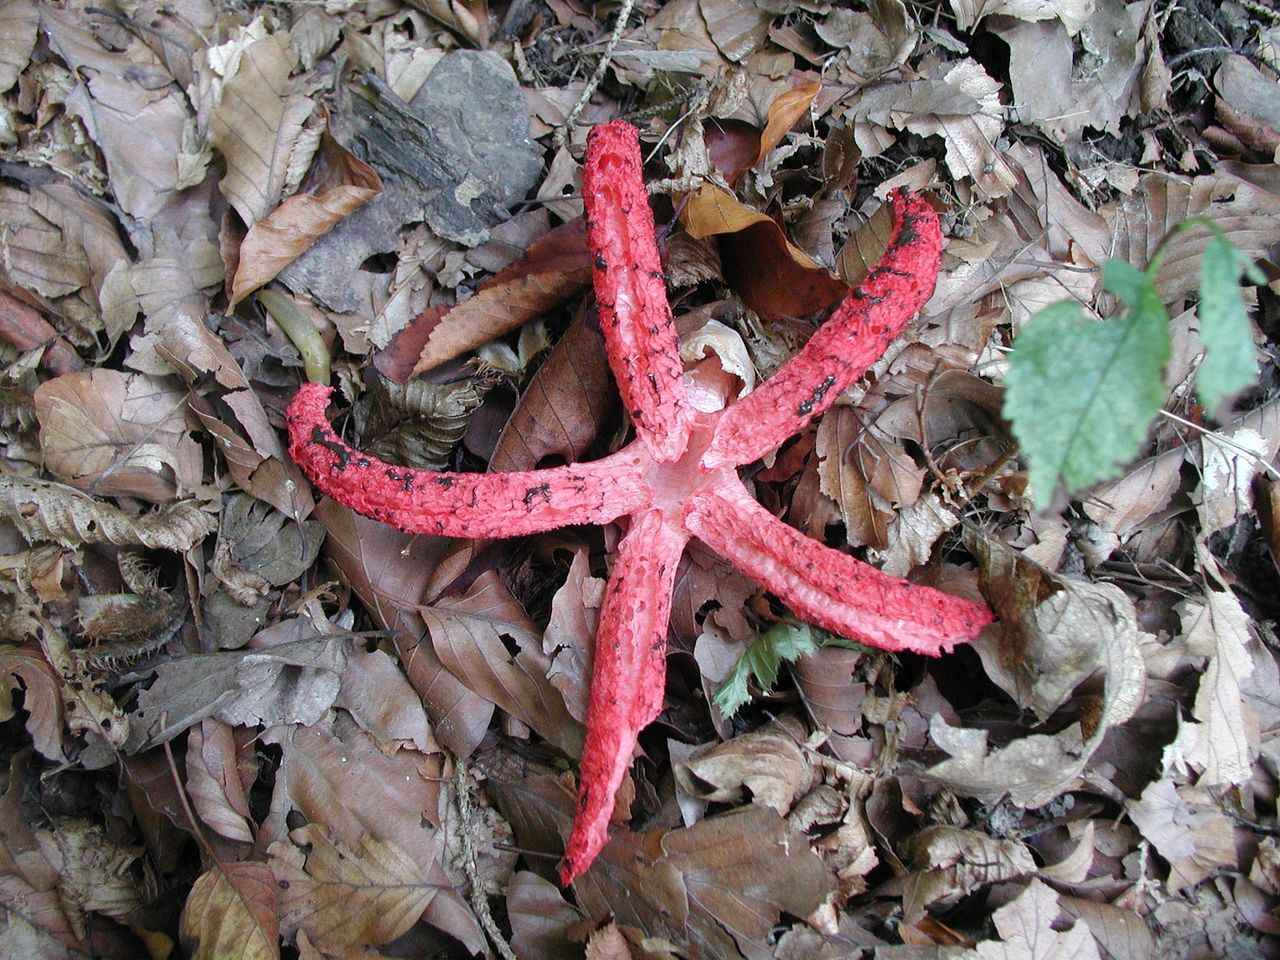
[926,535,1146,806]
[0,186,91,300]
[506,869,585,960]
[1107,171,1280,306]
[901,825,1036,922]
[314,500,495,758]
[682,182,848,320]
[1172,547,1258,787]
[818,1,916,80]
[1195,424,1273,537]
[674,723,815,814]
[229,134,382,307]
[179,860,279,960]
[1127,778,1237,893]
[185,719,254,845]
[1215,55,1280,156]
[0,475,214,552]
[34,369,202,503]
[27,181,132,332]
[271,823,439,954]
[699,0,770,63]
[489,314,614,472]
[209,31,315,229]
[416,0,487,46]
[817,405,921,550]
[573,805,830,960]
[791,645,867,736]
[261,719,485,954]
[377,219,591,381]
[0,645,65,761]
[333,646,437,754]
[422,571,584,757]
[756,78,822,161]
[30,616,130,760]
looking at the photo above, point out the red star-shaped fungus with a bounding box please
[286,120,994,884]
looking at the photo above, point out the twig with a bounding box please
[553,0,636,152]
[453,759,517,960]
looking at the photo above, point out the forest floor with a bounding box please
[2,1,1280,958]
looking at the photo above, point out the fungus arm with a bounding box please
[683,481,992,656]
[287,383,648,538]
[583,121,692,462]
[561,509,688,883]
[702,190,943,470]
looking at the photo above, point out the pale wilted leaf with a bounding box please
[271,823,438,953]
[209,31,314,228]
[35,818,146,932]
[0,476,214,552]
[974,878,1102,960]
[543,549,603,724]
[0,0,37,93]
[126,635,347,751]
[948,0,1092,33]
[179,861,279,960]
[1174,548,1258,787]
[1127,779,1237,893]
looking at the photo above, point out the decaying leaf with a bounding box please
[926,535,1146,806]
[0,475,214,551]
[900,825,1036,922]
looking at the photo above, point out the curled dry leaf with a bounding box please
[0,645,66,761]
[925,534,1146,807]
[675,721,815,814]
[681,181,848,321]
[185,719,255,845]
[0,475,214,551]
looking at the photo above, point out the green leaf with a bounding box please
[713,622,865,719]
[1196,234,1260,414]
[1002,265,1171,509]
